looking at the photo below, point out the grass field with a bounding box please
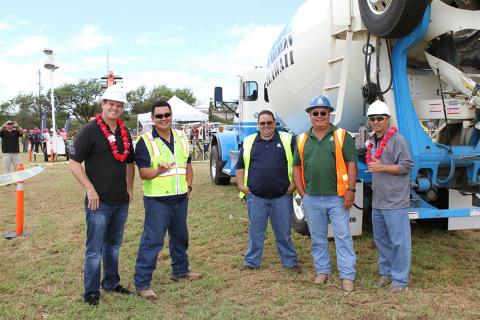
[1,154,480,320]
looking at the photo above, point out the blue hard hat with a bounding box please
[306,95,334,112]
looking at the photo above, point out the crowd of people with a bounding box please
[2,84,413,306]
[0,121,73,173]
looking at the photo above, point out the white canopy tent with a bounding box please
[137,95,208,130]
[136,95,209,160]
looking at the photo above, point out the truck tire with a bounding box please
[291,194,310,236]
[358,0,430,39]
[210,145,231,185]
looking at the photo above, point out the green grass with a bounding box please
[1,154,479,319]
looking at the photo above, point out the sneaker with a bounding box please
[341,279,355,292]
[286,264,302,274]
[239,265,255,272]
[387,284,408,294]
[377,276,392,288]
[106,284,133,295]
[83,292,99,306]
[170,272,203,282]
[136,288,159,300]
[314,273,328,284]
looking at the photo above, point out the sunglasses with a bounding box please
[368,116,386,123]
[311,111,328,117]
[154,112,172,119]
[259,121,274,126]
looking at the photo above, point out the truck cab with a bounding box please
[210,67,274,185]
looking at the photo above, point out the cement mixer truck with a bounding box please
[211,0,480,235]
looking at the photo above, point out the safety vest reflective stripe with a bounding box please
[297,128,349,196]
[297,132,308,188]
[158,167,187,177]
[239,131,293,199]
[175,130,188,154]
[333,128,348,196]
[144,131,161,157]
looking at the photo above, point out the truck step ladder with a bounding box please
[324,0,357,120]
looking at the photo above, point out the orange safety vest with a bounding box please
[297,128,349,196]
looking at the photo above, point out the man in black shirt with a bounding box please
[236,110,300,273]
[0,120,23,174]
[69,85,135,306]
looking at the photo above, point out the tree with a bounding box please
[0,93,53,129]
[127,85,197,115]
[127,86,149,114]
[55,79,104,124]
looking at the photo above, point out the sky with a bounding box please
[0,0,305,107]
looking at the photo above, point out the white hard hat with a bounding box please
[102,84,128,104]
[367,100,391,116]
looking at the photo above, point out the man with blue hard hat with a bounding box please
[293,95,358,292]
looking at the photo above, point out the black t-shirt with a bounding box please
[0,129,21,153]
[237,131,295,198]
[69,120,135,204]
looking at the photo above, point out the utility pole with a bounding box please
[38,69,43,130]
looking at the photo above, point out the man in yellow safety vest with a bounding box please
[236,110,300,273]
[133,100,202,301]
[293,95,358,292]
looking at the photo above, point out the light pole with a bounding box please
[43,48,59,159]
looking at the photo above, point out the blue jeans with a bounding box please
[372,208,411,287]
[244,193,298,268]
[84,201,129,296]
[302,195,356,280]
[134,197,190,290]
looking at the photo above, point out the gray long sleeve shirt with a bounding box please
[369,131,414,209]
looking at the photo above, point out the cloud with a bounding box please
[0,35,49,58]
[71,24,113,51]
[0,22,285,106]
[0,15,29,31]
[0,22,12,31]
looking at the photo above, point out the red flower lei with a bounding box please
[95,113,130,162]
[366,127,398,165]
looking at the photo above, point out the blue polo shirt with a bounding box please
[237,131,295,198]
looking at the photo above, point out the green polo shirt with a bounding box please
[293,124,357,195]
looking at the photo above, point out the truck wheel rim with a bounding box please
[367,0,392,15]
[211,160,216,178]
[293,194,304,220]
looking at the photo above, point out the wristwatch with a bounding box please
[188,186,193,192]
[347,188,356,193]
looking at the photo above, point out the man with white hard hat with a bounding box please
[69,84,135,306]
[293,95,358,292]
[366,100,413,294]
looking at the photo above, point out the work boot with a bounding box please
[170,272,203,282]
[239,265,255,271]
[341,279,355,292]
[314,273,328,284]
[136,288,159,300]
[83,292,100,306]
[286,264,302,274]
[105,284,133,295]
[387,285,408,294]
[377,276,392,288]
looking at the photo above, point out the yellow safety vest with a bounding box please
[239,131,293,199]
[139,129,189,197]
[297,128,349,196]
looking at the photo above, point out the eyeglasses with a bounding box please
[154,112,172,119]
[259,121,274,126]
[368,116,386,123]
[311,111,328,117]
